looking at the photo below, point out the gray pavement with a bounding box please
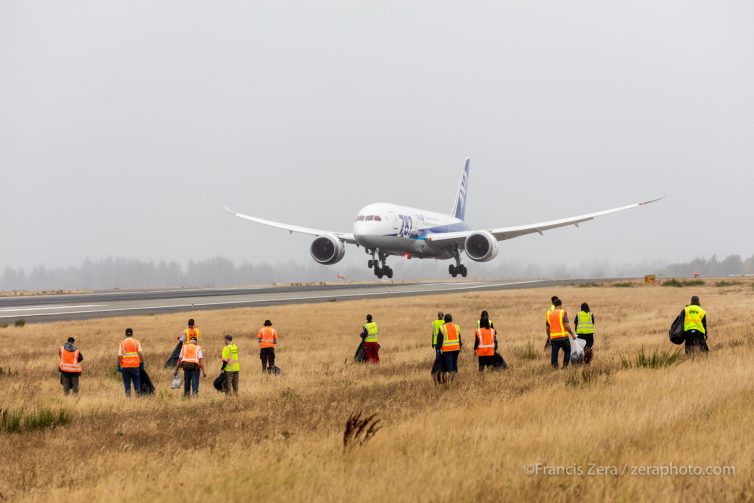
[0,278,618,324]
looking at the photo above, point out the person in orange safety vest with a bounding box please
[117,328,144,397]
[258,320,279,373]
[474,319,498,371]
[174,335,206,397]
[59,336,83,395]
[546,298,576,369]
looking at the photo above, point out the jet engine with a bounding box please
[464,231,499,262]
[310,235,346,265]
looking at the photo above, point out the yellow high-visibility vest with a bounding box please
[432,319,444,346]
[684,305,706,334]
[363,322,379,343]
[576,311,594,335]
[222,344,240,371]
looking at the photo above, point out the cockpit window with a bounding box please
[365,215,374,221]
[356,215,365,222]
[374,215,382,221]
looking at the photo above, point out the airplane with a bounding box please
[226,159,661,279]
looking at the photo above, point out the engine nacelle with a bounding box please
[464,231,500,262]
[310,235,346,265]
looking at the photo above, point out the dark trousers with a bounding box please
[443,350,460,372]
[61,373,80,395]
[260,347,275,371]
[122,367,141,396]
[684,331,709,354]
[364,342,380,363]
[225,371,239,395]
[183,367,200,397]
[550,338,571,368]
[478,355,495,371]
[577,334,594,363]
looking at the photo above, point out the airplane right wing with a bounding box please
[425,197,664,246]
[225,207,357,244]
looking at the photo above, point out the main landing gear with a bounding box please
[367,250,393,279]
[448,250,467,278]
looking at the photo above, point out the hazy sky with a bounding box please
[2,1,753,274]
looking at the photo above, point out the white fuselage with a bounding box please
[352,202,469,259]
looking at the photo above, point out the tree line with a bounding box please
[1,254,752,291]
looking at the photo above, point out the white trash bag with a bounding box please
[570,337,586,363]
[170,374,182,389]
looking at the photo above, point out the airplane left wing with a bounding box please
[425,197,663,246]
[225,207,357,244]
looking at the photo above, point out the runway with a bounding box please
[0,278,614,324]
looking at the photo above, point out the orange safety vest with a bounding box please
[181,343,200,364]
[120,338,141,368]
[59,347,81,373]
[184,327,200,343]
[441,323,461,352]
[258,327,278,349]
[475,328,495,357]
[548,309,568,339]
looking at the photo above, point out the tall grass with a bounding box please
[0,282,752,501]
[517,339,540,360]
[661,279,705,287]
[620,347,684,369]
[0,407,70,433]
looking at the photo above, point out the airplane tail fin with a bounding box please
[450,158,470,221]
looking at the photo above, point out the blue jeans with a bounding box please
[551,338,571,368]
[183,368,200,397]
[443,350,460,372]
[122,367,141,396]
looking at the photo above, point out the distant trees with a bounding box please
[1,253,752,291]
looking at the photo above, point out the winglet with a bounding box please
[638,196,665,206]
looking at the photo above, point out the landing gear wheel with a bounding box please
[368,259,374,269]
[384,266,393,279]
[449,264,457,277]
[376,268,384,279]
[459,265,467,278]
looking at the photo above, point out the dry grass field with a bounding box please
[1,280,753,502]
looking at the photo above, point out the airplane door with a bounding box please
[388,212,399,230]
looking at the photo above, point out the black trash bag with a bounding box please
[140,368,155,395]
[213,372,227,392]
[491,352,509,369]
[431,352,447,375]
[164,341,183,369]
[353,341,367,363]
[669,313,684,345]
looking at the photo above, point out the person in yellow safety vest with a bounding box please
[174,336,206,397]
[574,302,595,363]
[59,336,83,396]
[679,295,708,353]
[181,318,201,345]
[432,311,444,355]
[117,328,144,397]
[474,318,498,371]
[436,313,462,374]
[544,296,559,349]
[258,320,279,373]
[546,298,576,369]
[221,335,240,396]
[360,314,380,363]
[477,310,495,330]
